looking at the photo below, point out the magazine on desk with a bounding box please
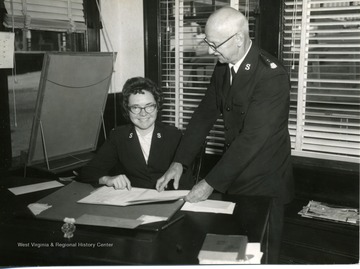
[298,200,359,226]
[77,186,189,206]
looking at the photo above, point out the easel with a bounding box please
[24,52,115,177]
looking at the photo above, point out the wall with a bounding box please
[100,0,145,93]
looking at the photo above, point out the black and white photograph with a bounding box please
[0,0,359,268]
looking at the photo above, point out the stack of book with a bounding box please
[197,233,263,264]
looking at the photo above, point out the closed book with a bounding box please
[198,233,248,264]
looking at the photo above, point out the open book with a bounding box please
[77,186,189,206]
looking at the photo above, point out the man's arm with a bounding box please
[156,71,221,191]
[173,75,221,167]
[156,162,183,191]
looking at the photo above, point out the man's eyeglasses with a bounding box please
[203,32,238,53]
[128,103,157,114]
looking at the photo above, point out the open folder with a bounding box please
[31,181,187,230]
[77,186,189,206]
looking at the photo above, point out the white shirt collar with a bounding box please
[135,128,154,164]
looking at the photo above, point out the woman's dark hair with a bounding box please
[122,77,163,117]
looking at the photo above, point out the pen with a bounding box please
[161,214,185,230]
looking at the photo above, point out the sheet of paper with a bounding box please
[8,181,64,195]
[181,199,235,214]
[244,242,263,264]
[137,215,168,224]
[0,32,14,69]
[77,186,189,206]
[28,203,52,215]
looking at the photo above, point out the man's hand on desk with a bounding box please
[185,179,214,203]
[99,175,132,190]
[156,162,183,191]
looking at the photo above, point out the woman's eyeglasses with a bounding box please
[128,103,157,114]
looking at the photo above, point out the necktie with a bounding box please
[231,66,236,85]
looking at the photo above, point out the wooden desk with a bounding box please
[0,176,271,266]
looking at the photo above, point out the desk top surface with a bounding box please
[0,176,271,266]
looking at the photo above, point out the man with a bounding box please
[156,7,294,263]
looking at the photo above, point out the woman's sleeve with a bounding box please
[78,130,120,183]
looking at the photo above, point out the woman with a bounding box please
[79,77,193,190]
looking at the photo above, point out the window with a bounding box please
[2,0,86,52]
[281,0,360,163]
[2,0,88,162]
[159,0,259,154]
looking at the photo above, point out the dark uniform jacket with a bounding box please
[174,44,294,203]
[79,121,192,189]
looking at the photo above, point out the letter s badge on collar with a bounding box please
[245,63,251,70]
[129,132,133,138]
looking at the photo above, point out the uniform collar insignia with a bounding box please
[260,52,277,69]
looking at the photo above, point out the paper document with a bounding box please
[77,186,189,206]
[181,199,235,214]
[28,203,52,215]
[0,32,15,69]
[8,181,64,195]
[137,215,168,224]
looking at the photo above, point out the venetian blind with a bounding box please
[3,0,86,32]
[281,0,360,163]
[160,0,259,154]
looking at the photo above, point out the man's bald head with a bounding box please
[205,7,249,38]
[204,7,251,64]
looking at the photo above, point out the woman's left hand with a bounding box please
[100,175,132,190]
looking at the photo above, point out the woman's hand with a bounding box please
[99,175,132,190]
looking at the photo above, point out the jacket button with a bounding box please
[226,107,230,111]
[225,126,229,131]
[241,111,245,115]
[226,143,230,147]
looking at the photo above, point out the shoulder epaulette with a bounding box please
[260,53,277,69]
